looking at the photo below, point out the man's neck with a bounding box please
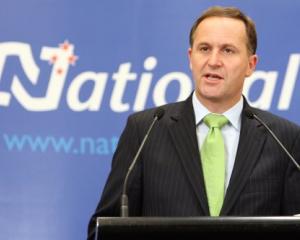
[195,93,242,114]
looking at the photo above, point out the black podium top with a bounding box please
[95,216,300,239]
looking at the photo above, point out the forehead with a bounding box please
[193,17,247,46]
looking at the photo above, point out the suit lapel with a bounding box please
[221,102,267,215]
[167,96,210,215]
[166,96,266,216]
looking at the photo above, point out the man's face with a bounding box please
[188,17,257,111]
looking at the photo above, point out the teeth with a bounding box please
[207,75,218,79]
[206,74,221,79]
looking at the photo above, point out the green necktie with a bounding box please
[200,113,228,216]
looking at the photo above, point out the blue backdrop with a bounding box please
[1,0,300,239]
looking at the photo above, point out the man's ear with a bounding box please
[188,47,192,70]
[246,54,258,77]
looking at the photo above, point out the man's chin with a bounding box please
[200,93,223,102]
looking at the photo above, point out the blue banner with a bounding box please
[1,0,300,239]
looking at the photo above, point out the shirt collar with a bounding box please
[192,91,243,131]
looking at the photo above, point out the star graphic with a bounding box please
[68,54,78,66]
[56,68,63,75]
[59,40,71,51]
[49,55,58,65]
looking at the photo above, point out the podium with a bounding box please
[95,216,300,239]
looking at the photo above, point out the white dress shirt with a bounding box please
[192,92,243,191]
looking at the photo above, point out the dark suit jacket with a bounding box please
[88,95,300,236]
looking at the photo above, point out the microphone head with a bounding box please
[154,108,165,120]
[244,109,254,119]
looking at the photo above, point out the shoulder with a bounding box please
[250,106,300,134]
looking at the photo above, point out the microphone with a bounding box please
[120,107,165,217]
[244,109,300,171]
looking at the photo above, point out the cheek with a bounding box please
[191,58,205,72]
[229,72,246,91]
[230,61,249,78]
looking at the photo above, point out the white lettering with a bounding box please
[133,56,157,111]
[67,72,108,111]
[0,42,39,107]
[0,41,299,113]
[278,54,300,110]
[243,71,278,110]
[10,41,75,111]
[110,63,137,112]
[153,72,192,106]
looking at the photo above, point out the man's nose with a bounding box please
[207,51,222,67]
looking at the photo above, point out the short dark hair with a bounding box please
[189,6,257,54]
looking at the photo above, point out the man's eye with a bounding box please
[199,47,209,52]
[223,48,234,54]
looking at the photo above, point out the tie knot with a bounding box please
[203,113,228,128]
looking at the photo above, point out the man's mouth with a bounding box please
[204,73,223,80]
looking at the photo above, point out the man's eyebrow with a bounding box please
[197,42,209,45]
[195,42,210,47]
[221,43,237,47]
[197,42,238,48]
[220,43,239,51]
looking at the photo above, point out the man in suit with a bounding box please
[88,5,300,238]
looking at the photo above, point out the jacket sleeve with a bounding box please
[282,128,300,215]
